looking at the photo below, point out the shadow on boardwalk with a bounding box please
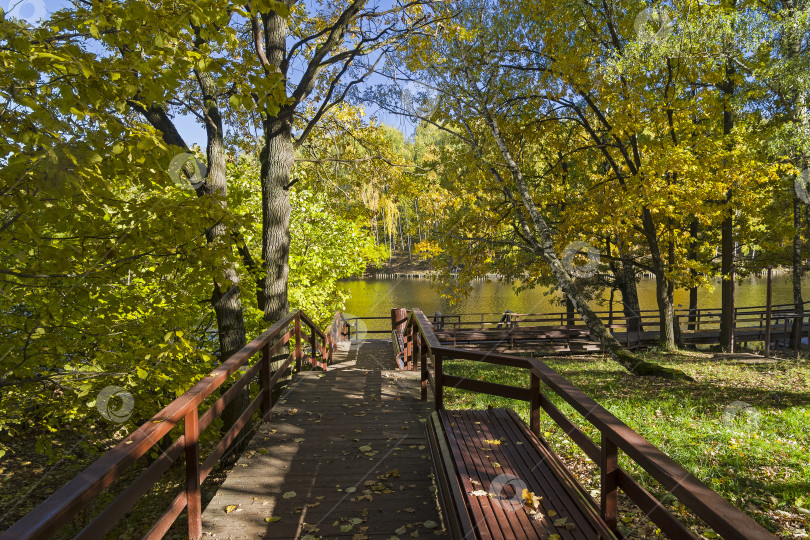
[201,340,446,539]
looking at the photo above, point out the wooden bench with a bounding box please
[426,407,616,539]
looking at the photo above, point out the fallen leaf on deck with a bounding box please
[282,491,296,499]
[553,517,568,527]
[225,505,238,513]
[469,490,489,497]
[264,516,281,523]
[484,439,502,445]
[423,520,438,528]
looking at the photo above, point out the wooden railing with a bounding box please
[427,302,810,352]
[427,301,810,331]
[402,308,775,540]
[1,310,341,540]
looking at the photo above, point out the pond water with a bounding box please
[341,273,810,323]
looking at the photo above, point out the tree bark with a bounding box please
[688,218,699,330]
[640,208,677,349]
[615,256,642,334]
[260,115,293,323]
[259,10,293,324]
[718,20,737,351]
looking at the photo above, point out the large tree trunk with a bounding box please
[260,9,293,324]
[719,31,737,351]
[260,116,293,323]
[641,208,677,349]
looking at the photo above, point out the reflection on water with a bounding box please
[341,274,810,320]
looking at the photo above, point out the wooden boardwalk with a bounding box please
[201,339,446,539]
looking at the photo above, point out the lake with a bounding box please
[341,273,809,323]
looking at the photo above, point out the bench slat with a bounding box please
[438,412,499,540]
[454,410,554,539]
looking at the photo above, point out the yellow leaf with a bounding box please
[225,505,237,513]
[265,516,281,523]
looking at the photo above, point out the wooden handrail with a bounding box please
[2,309,341,540]
[405,308,775,540]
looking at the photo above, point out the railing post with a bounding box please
[185,408,202,539]
[404,326,412,369]
[600,433,618,534]
[434,350,443,410]
[529,372,540,437]
[294,312,302,372]
[411,328,422,371]
[260,342,272,420]
[420,340,428,401]
[309,325,317,368]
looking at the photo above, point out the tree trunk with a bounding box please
[260,115,293,323]
[688,218,699,330]
[615,256,642,333]
[718,35,737,351]
[641,208,677,349]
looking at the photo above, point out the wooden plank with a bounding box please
[442,375,532,402]
[437,410,496,540]
[453,410,540,539]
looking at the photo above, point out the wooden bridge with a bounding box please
[1,309,777,539]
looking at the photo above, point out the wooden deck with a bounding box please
[200,339,446,539]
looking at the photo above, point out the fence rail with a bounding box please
[1,310,343,540]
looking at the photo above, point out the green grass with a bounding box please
[442,350,810,538]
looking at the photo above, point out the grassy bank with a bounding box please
[442,351,810,538]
